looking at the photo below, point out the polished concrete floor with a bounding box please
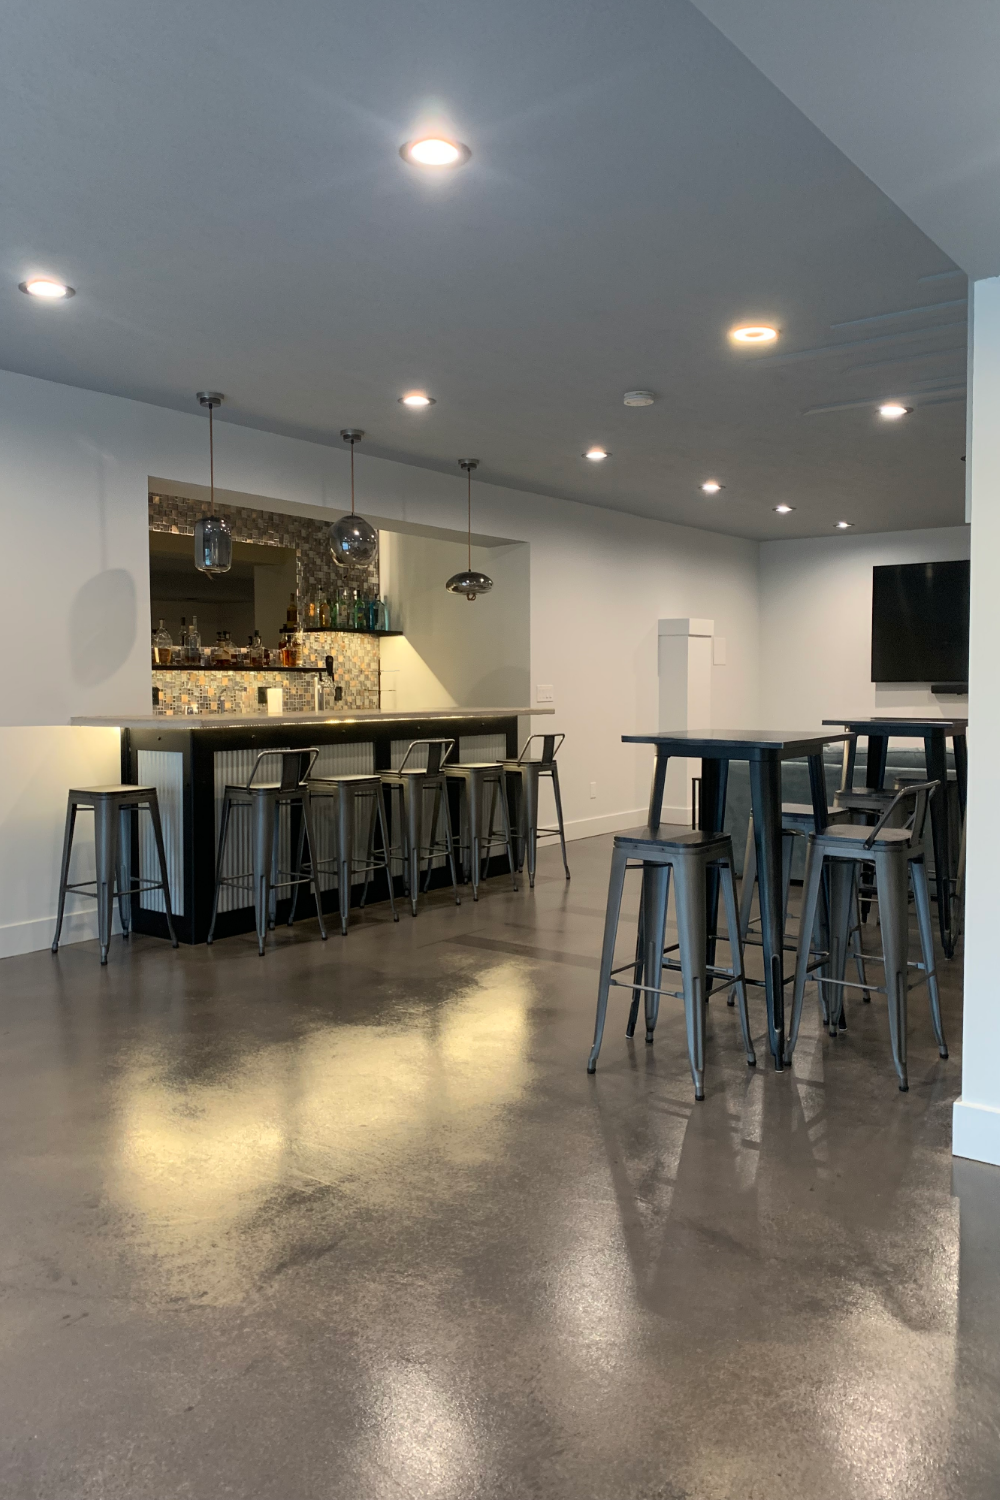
[1,833,996,1499]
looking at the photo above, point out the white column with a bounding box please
[954,276,1000,1165]
[657,618,713,820]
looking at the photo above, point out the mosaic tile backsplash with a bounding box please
[152,633,380,716]
[148,491,378,606]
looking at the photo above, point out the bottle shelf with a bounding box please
[152,664,338,674]
[300,627,402,637]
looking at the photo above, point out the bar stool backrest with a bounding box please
[862,779,937,850]
[517,732,565,765]
[247,747,319,791]
[399,738,455,775]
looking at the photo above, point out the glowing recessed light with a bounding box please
[399,393,436,407]
[731,324,777,343]
[835,520,854,529]
[19,278,74,299]
[879,403,911,419]
[583,447,610,461]
[774,504,795,514]
[400,137,470,167]
[701,480,724,494]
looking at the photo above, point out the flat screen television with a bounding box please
[871,560,969,684]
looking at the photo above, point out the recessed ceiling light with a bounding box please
[19,278,74,299]
[583,447,610,461]
[400,137,470,167]
[835,521,854,529]
[623,390,655,406]
[701,481,723,494]
[399,393,436,407]
[731,324,778,343]
[879,403,911,419]
[774,504,795,514]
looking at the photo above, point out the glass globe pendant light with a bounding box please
[193,392,233,576]
[446,460,493,600]
[330,429,379,567]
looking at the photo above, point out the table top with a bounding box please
[71,706,551,731]
[823,717,967,735]
[623,728,854,759]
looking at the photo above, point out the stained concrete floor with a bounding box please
[0,832,996,1500]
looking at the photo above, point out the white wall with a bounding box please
[759,526,970,728]
[0,368,761,952]
[954,275,1000,1166]
[379,531,530,711]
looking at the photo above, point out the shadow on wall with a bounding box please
[69,570,137,686]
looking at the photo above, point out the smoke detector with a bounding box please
[623,390,655,406]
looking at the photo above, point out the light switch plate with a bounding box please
[536,684,554,703]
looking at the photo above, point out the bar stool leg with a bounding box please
[374,784,399,922]
[52,797,78,953]
[640,862,671,1045]
[206,795,234,944]
[910,855,947,1058]
[625,898,645,1040]
[873,848,910,1091]
[335,788,352,936]
[673,852,706,1099]
[826,858,855,1034]
[549,763,570,880]
[467,773,483,900]
[588,844,630,1073]
[522,765,539,889]
[93,795,118,965]
[441,785,461,906]
[784,838,826,1064]
[299,793,328,941]
[495,771,519,891]
[423,786,443,893]
[718,857,756,1066]
[268,802,281,931]
[252,794,276,956]
[147,795,179,947]
[739,818,757,939]
[117,805,132,940]
[402,780,421,917]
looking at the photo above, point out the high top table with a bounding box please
[622,729,854,1069]
[823,716,968,958]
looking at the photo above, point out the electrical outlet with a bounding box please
[590,781,597,799]
[536,684,554,703]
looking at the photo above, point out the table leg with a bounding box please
[750,756,784,1069]
[924,732,954,956]
[647,749,669,830]
[865,734,889,791]
[699,759,728,967]
[839,738,857,794]
[808,752,830,832]
[953,733,968,820]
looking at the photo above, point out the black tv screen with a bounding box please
[871,560,969,683]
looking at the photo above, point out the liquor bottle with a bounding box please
[186,615,202,665]
[249,630,264,668]
[152,620,172,665]
[179,617,188,651]
[319,597,331,630]
[213,631,233,667]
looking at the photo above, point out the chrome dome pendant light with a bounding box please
[193,392,233,576]
[330,429,379,567]
[446,460,493,600]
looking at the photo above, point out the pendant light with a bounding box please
[446,460,493,600]
[330,429,379,566]
[193,392,233,576]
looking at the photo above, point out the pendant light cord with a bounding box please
[467,465,472,570]
[209,402,215,516]
[351,439,356,517]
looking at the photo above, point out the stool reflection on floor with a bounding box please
[588,825,755,1100]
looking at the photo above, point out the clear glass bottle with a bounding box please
[185,615,202,665]
[380,596,391,632]
[153,620,172,665]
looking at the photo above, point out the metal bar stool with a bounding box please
[501,733,570,888]
[52,784,178,964]
[587,826,755,1100]
[207,749,327,955]
[785,781,947,1091]
[379,740,461,917]
[447,759,519,902]
[296,773,399,935]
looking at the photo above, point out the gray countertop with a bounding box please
[71,706,551,730]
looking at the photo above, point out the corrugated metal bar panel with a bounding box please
[137,750,185,915]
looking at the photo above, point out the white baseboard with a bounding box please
[0,908,105,961]
[563,805,690,842]
[953,1099,1000,1167]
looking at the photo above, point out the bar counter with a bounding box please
[69,707,551,944]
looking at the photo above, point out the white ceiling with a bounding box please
[0,0,968,539]
[690,0,1000,282]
